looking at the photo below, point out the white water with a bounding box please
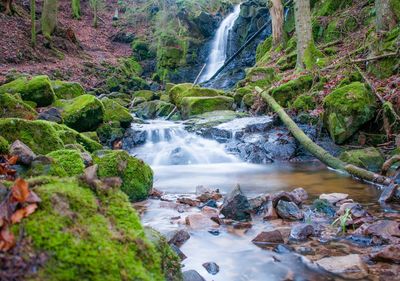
[198,5,241,83]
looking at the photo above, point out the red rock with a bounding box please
[185,213,219,230]
[252,230,284,245]
[201,206,219,218]
[316,254,368,279]
[370,244,400,263]
[354,220,400,244]
[319,193,349,205]
[177,197,200,207]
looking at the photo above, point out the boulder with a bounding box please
[0,93,37,119]
[319,193,348,205]
[168,229,190,247]
[181,96,234,119]
[316,254,368,279]
[220,185,252,221]
[46,149,85,176]
[276,200,304,221]
[101,98,133,128]
[185,213,219,230]
[289,224,314,241]
[132,100,175,119]
[202,262,219,275]
[354,220,400,244]
[93,150,153,202]
[339,147,384,173]
[51,80,85,99]
[132,90,156,101]
[9,140,36,165]
[168,84,223,106]
[252,230,284,246]
[183,270,206,281]
[55,94,105,132]
[370,244,400,263]
[323,82,377,144]
[37,107,63,123]
[269,74,313,107]
[0,75,56,106]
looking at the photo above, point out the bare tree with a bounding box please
[41,0,59,40]
[375,0,397,32]
[269,0,284,47]
[294,0,313,69]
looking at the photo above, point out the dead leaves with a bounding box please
[0,178,41,252]
[0,155,18,181]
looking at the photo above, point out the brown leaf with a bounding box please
[11,178,29,203]
[11,203,38,224]
[7,155,18,165]
[0,225,15,251]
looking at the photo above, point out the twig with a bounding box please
[193,64,207,86]
[319,40,342,49]
[351,52,399,63]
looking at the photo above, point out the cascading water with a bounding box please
[198,5,241,83]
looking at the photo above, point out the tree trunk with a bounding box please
[2,0,13,14]
[294,0,313,69]
[30,0,36,47]
[375,0,396,32]
[93,4,98,28]
[71,0,80,19]
[269,0,284,47]
[41,0,58,40]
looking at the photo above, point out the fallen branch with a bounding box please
[381,155,400,176]
[351,52,399,63]
[255,86,393,186]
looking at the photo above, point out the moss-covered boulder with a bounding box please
[0,75,56,107]
[55,94,105,132]
[96,122,125,146]
[340,147,384,173]
[20,177,180,280]
[180,96,234,119]
[323,82,377,144]
[292,94,316,111]
[242,93,255,108]
[244,67,279,88]
[0,93,38,119]
[269,74,314,106]
[102,98,133,128]
[0,119,102,155]
[132,100,175,119]
[233,87,253,105]
[51,80,86,99]
[133,90,156,101]
[168,84,224,107]
[93,150,153,202]
[46,149,85,176]
[0,136,9,154]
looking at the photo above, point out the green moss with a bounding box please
[270,74,314,106]
[390,0,400,19]
[0,75,56,107]
[304,41,325,69]
[169,84,224,107]
[323,82,377,144]
[132,100,175,119]
[0,93,38,119]
[93,150,153,202]
[233,87,253,104]
[242,93,255,108]
[81,132,100,143]
[21,177,175,281]
[245,67,279,89]
[157,46,184,68]
[180,96,234,119]
[55,94,104,132]
[96,123,124,146]
[47,149,85,176]
[336,71,362,88]
[0,136,9,154]
[131,39,155,60]
[118,57,143,76]
[292,94,316,111]
[276,51,297,71]
[316,0,352,16]
[101,98,133,128]
[133,90,155,101]
[340,147,384,173]
[51,80,86,99]
[383,101,400,132]
[256,37,273,62]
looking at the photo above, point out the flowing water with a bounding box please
[198,5,241,83]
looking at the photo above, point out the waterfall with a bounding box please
[198,5,241,83]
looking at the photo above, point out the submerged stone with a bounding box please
[202,262,220,275]
[220,185,252,221]
[276,200,304,221]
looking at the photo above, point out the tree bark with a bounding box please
[375,0,396,32]
[41,0,58,40]
[2,0,13,14]
[269,0,284,47]
[30,0,36,47]
[294,0,313,69]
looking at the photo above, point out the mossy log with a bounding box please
[255,86,392,186]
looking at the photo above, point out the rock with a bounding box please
[46,149,86,176]
[193,11,219,37]
[81,152,93,167]
[370,244,400,263]
[55,94,104,132]
[0,93,37,119]
[200,199,218,208]
[177,197,200,207]
[168,229,190,247]
[354,220,400,244]
[339,147,384,173]
[122,128,147,148]
[337,202,367,218]
[202,262,219,275]
[232,221,252,229]
[273,244,294,254]
[311,199,336,217]
[196,191,222,203]
[201,206,219,218]
[0,75,56,106]
[149,188,163,199]
[289,224,314,241]
[270,74,313,106]
[101,98,133,128]
[323,82,377,144]
[51,80,85,99]
[182,270,206,281]
[263,199,278,220]
[185,213,219,230]
[132,100,175,119]
[220,185,252,221]
[168,84,223,106]
[37,107,63,123]
[9,140,36,165]
[248,194,269,212]
[276,200,304,221]
[170,244,187,260]
[180,96,235,119]
[290,188,308,205]
[252,230,284,247]
[379,184,399,203]
[297,246,315,256]
[316,254,368,279]
[319,193,349,205]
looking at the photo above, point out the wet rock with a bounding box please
[168,229,190,247]
[337,202,367,219]
[273,244,294,254]
[379,184,399,203]
[263,199,278,220]
[296,246,315,256]
[232,221,252,229]
[196,191,222,203]
[170,244,187,261]
[319,193,349,205]
[182,270,206,281]
[201,206,219,218]
[220,185,252,221]
[315,254,368,279]
[208,229,220,236]
[37,107,63,123]
[200,199,218,208]
[248,194,269,213]
[290,188,308,205]
[312,199,336,217]
[252,230,284,247]
[202,262,220,275]
[122,128,147,148]
[10,140,36,165]
[354,220,400,244]
[276,200,304,221]
[185,213,219,230]
[289,224,314,241]
[370,244,400,263]
[177,197,200,207]
[271,191,299,206]
[262,129,297,161]
[149,188,163,199]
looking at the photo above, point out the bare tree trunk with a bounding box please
[294,0,313,69]
[269,0,284,47]
[30,0,36,47]
[41,0,58,40]
[375,0,396,32]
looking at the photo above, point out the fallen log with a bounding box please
[255,86,392,186]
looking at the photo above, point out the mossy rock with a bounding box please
[269,74,314,107]
[234,87,253,105]
[245,67,279,88]
[157,46,185,68]
[96,123,125,146]
[242,93,255,108]
[180,96,234,119]
[0,93,38,119]
[81,131,100,143]
[93,150,153,202]
[133,90,156,101]
[0,118,102,155]
[132,39,155,60]
[102,98,133,128]
[46,149,85,176]
[169,84,224,107]
[292,94,316,111]
[55,94,105,132]
[315,0,352,16]
[340,147,384,173]
[255,37,273,63]
[132,100,175,120]
[0,75,56,107]
[276,51,297,71]
[19,177,179,280]
[51,80,86,99]
[118,57,143,76]
[323,82,377,144]
[0,136,9,154]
